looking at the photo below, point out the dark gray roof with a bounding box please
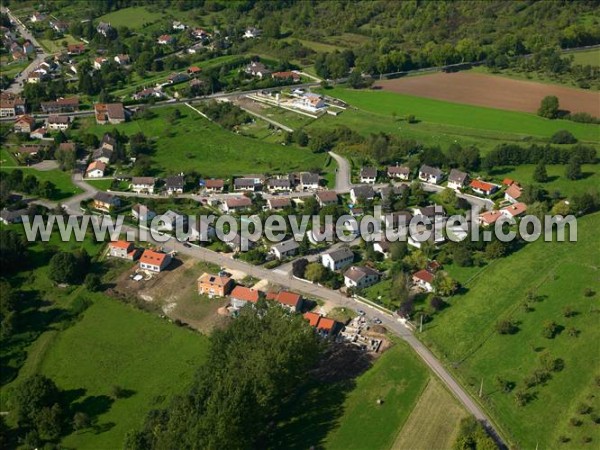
[93,192,119,203]
[448,168,468,184]
[360,167,377,178]
[419,164,443,178]
[235,178,257,188]
[272,239,299,253]
[267,177,291,188]
[325,247,353,263]
[165,175,184,189]
[344,265,380,282]
[351,185,374,199]
[300,172,320,185]
[0,208,28,222]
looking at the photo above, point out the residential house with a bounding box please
[385,210,413,230]
[505,183,523,204]
[172,21,186,31]
[234,177,259,192]
[108,240,139,260]
[166,72,189,84]
[373,239,391,258]
[303,312,338,336]
[267,197,291,211]
[46,115,70,130]
[16,145,42,158]
[270,239,299,260]
[132,203,156,222]
[86,161,106,178]
[294,93,326,113]
[412,269,435,292]
[114,54,130,65]
[245,61,270,78]
[93,57,108,70]
[96,22,113,37]
[379,184,408,203]
[223,196,253,213]
[501,202,527,219]
[272,71,300,82]
[58,142,76,153]
[360,167,377,184]
[0,93,26,117]
[300,172,320,190]
[198,272,234,298]
[41,97,79,113]
[14,115,35,134]
[67,43,85,55]
[387,165,411,180]
[30,128,48,139]
[470,179,499,196]
[94,103,126,124]
[0,208,29,225]
[350,185,375,204]
[478,210,502,227]
[31,12,47,22]
[243,27,262,39]
[204,179,224,192]
[157,34,175,45]
[155,210,187,232]
[229,286,261,309]
[92,147,113,164]
[418,165,444,184]
[447,169,469,190]
[192,28,210,40]
[266,290,303,312]
[132,88,163,100]
[23,41,35,55]
[26,72,43,84]
[12,51,26,62]
[322,247,354,271]
[408,233,446,249]
[131,177,155,194]
[50,20,68,33]
[165,175,185,195]
[139,250,172,272]
[187,66,201,76]
[343,266,380,289]
[92,192,120,211]
[316,190,338,207]
[413,205,445,221]
[225,233,256,252]
[266,177,292,192]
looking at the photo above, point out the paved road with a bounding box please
[330,151,352,192]
[2,7,49,93]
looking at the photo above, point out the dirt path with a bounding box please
[375,72,600,116]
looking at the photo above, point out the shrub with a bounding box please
[550,129,578,144]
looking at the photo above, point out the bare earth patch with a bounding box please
[375,72,600,116]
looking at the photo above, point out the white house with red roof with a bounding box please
[266,290,303,312]
[229,286,261,309]
[139,250,172,272]
[412,269,435,292]
[501,202,527,219]
[505,183,523,204]
[108,240,140,260]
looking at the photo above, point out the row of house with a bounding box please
[108,240,173,272]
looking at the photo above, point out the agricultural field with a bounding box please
[97,6,165,29]
[76,106,328,178]
[569,48,600,66]
[374,72,600,116]
[420,213,600,449]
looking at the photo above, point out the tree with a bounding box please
[550,129,577,144]
[36,403,63,441]
[533,160,548,182]
[48,252,80,284]
[485,240,507,259]
[429,296,446,312]
[73,412,91,431]
[542,320,560,339]
[538,95,559,119]
[496,319,518,335]
[451,243,473,267]
[84,273,102,292]
[0,230,28,273]
[13,375,61,427]
[292,258,308,278]
[433,272,458,296]
[304,262,328,282]
[391,272,410,305]
[390,241,408,261]
[565,155,582,180]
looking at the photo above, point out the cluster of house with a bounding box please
[477,179,527,226]
[0,92,26,118]
[244,61,301,83]
[30,11,69,34]
[3,32,35,63]
[94,102,127,125]
[85,133,119,178]
[108,240,173,272]
[13,104,74,140]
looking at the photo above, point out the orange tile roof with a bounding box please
[273,290,301,307]
[502,202,527,217]
[303,311,321,327]
[140,249,168,266]
[413,269,435,284]
[479,210,502,225]
[110,240,132,249]
[470,179,496,192]
[502,178,515,186]
[505,184,523,200]
[316,317,336,332]
[230,286,260,303]
[86,160,106,172]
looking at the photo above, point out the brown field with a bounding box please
[375,72,600,116]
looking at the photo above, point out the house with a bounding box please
[303,312,338,336]
[172,21,186,31]
[418,165,444,184]
[266,177,292,192]
[204,179,224,192]
[270,239,299,260]
[243,27,262,39]
[93,56,108,70]
[86,161,106,178]
[360,167,377,184]
[31,12,46,22]
[300,172,320,190]
[14,115,35,134]
[131,177,155,194]
[413,204,445,221]
[92,192,120,211]
[478,210,502,227]
[505,183,523,204]
[225,233,256,252]
[0,93,26,117]
[322,247,354,271]
[272,71,300,82]
[344,266,380,289]
[379,184,408,203]
[198,272,234,298]
[58,142,76,153]
[92,147,113,165]
[387,165,411,180]
[165,175,185,195]
[408,233,446,249]
[267,197,292,211]
[502,178,515,187]
[316,190,338,207]
[234,177,259,192]
[132,203,156,222]
[46,115,70,130]
[50,20,68,33]
[350,185,375,204]
[96,22,112,37]
[294,93,326,113]
[26,72,43,84]
[245,61,270,78]
[94,103,126,124]
[30,128,48,139]
[108,240,139,260]
[157,34,175,45]
[0,208,29,225]
[229,286,261,309]
[385,210,413,230]
[67,43,85,55]
[41,97,79,113]
[470,179,499,196]
[266,290,303,312]
[192,28,210,40]
[16,145,42,157]
[447,169,469,190]
[373,239,391,258]
[12,51,26,62]
[23,41,35,55]
[114,54,130,65]
[139,249,172,272]
[187,66,201,76]
[132,88,163,100]
[166,72,189,84]
[223,196,252,212]
[501,202,527,219]
[155,210,187,232]
[412,269,435,292]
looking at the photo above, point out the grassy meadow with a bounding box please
[569,48,600,66]
[420,213,600,449]
[0,167,82,200]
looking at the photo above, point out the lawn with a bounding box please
[420,213,600,449]
[38,34,81,54]
[76,106,328,178]
[97,6,164,29]
[0,168,82,200]
[392,377,467,450]
[316,87,600,145]
[569,48,600,66]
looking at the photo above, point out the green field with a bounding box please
[421,213,600,448]
[38,34,82,53]
[97,6,164,29]
[0,167,82,200]
[315,87,600,145]
[569,48,600,66]
[76,106,328,177]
